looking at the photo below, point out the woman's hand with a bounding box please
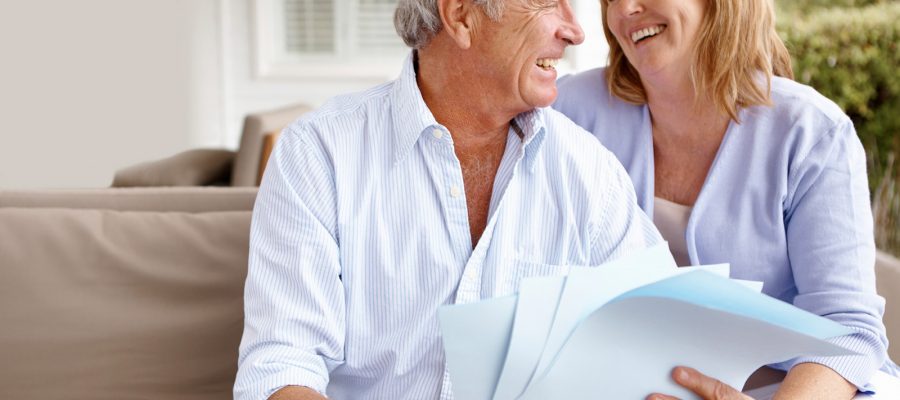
[646,366,752,400]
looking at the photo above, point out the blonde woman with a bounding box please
[554,0,897,398]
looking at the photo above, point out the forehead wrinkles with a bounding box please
[525,0,557,9]
[506,0,557,14]
[502,0,554,35]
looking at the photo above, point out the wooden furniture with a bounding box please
[257,131,281,185]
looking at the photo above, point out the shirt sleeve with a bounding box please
[233,123,345,399]
[774,117,889,391]
[589,145,663,264]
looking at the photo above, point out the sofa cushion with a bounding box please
[0,187,257,212]
[0,207,251,400]
[112,149,236,187]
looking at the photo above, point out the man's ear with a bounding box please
[436,0,478,49]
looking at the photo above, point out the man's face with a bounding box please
[470,0,584,114]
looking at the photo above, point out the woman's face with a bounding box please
[605,0,707,79]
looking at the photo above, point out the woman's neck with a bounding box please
[643,72,729,141]
[644,72,731,206]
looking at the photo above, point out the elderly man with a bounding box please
[234,0,661,399]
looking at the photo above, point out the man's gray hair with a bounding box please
[394,0,504,49]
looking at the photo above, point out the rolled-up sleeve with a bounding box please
[778,117,888,391]
[589,145,663,264]
[234,124,345,399]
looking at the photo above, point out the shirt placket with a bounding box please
[455,128,526,305]
[436,125,527,399]
[425,126,474,269]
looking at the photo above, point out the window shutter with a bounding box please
[355,0,404,54]
[284,0,336,54]
[282,0,404,57]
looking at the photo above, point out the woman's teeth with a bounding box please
[632,25,666,43]
[536,58,560,70]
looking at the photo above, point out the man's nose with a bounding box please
[559,0,585,45]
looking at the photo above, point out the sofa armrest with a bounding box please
[112,149,236,187]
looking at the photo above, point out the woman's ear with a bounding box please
[436,0,479,49]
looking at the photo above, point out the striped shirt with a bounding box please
[234,54,661,400]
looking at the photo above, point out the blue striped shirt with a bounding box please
[234,54,661,400]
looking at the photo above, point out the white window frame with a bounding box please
[251,0,606,80]
[253,0,407,80]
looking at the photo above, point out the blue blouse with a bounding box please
[554,68,895,390]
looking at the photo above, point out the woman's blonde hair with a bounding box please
[601,0,794,122]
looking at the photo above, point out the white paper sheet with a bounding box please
[491,276,566,400]
[438,295,517,400]
[440,260,856,400]
[521,273,852,399]
[526,244,679,387]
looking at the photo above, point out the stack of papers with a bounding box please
[438,243,856,399]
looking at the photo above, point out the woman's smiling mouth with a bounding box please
[631,24,667,44]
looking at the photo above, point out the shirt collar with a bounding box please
[514,108,548,173]
[390,51,438,166]
[390,51,548,171]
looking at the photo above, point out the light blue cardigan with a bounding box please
[554,68,896,390]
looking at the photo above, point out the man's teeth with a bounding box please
[631,25,666,43]
[536,58,560,69]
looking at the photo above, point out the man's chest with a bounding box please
[460,153,505,246]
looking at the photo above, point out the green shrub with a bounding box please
[776,1,900,254]
[778,0,890,14]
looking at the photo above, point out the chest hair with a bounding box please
[457,140,506,246]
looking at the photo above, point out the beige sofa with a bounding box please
[0,187,898,399]
[0,187,255,400]
[111,103,311,188]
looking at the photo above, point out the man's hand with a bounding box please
[646,366,753,400]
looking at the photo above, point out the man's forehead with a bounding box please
[525,0,558,7]
[510,0,560,12]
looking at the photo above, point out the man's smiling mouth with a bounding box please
[536,58,560,71]
[632,25,667,44]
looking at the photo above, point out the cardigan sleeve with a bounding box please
[775,116,889,391]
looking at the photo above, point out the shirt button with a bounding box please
[450,185,462,198]
[432,129,443,139]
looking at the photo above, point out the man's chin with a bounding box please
[528,90,558,109]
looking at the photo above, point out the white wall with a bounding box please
[0,0,609,189]
[220,0,610,147]
[218,0,403,147]
[570,0,609,75]
[0,0,223,189]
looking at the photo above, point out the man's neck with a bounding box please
[415,44,514,147]
[413,43,517,247]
